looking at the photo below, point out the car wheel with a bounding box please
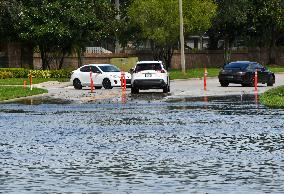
[102,78,113,89]
[220,81,229,87]
[73,79,82,90]
[131,87,139,94]
[163,85,170,93]
[267,76,274,86]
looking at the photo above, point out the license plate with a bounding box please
[226,76,233,79]
[145,74,152,77]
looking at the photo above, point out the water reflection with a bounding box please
[5,97,73,105]
[0,95,283,193]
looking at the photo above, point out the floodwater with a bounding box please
[0,95,284,193]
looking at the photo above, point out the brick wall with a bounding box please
[7,43,21,68]
[2,42,283,69]
[0,42,34,68]
[167,48,284,69]
[33,53,130,69]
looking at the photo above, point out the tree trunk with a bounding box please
[268,30,277,65]
[58,50,67,70]
[77,48,83,68]
[224,37,231,64]
[150,43,174,69]
[163,46,173,70]
[39,45,50,70]
[150,42,161,61]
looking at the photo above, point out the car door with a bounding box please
[255,63,266,83]
[80,66,92,85]
[91,66,103,86]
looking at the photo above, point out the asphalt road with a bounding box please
[169,73,284,99]
[33,73,284,103]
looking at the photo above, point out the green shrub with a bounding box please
[0,71,13,79]
[29,70,51,78]
[50,69,72,78]
[0,68,72,79]
[0,68,29,78]
[260,86,284,108]
[30,70,71,78]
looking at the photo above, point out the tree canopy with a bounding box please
[0,0,116,69]
[1,0,283,69]
[250,0,284,63]
[127,0,217,68]
[207,0,284,63]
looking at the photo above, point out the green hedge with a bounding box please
[0,68,29,78]
[0,68,72,79]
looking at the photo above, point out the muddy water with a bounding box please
[0,95,284,193]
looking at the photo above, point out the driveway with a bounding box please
[34,73,284,103]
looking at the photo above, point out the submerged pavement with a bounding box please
[32,73,284,103]
[1,95,284,193]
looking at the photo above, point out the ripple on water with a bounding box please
[0,95,284,193]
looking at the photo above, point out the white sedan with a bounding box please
[70,64,131,89]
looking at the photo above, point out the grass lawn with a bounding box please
[0,78,69,85]
[169,68,220,80]
[267,65,284,73]
[260,86,284,108]
[0,86,48,101]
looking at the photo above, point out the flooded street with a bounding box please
[0,95,284,193]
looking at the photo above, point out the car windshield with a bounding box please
[135,63,162,72]
[224,62,249,70]
[99,65,120,72]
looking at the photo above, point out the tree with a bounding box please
[207,0,251,63]
[17,0,116,69]
[0,0,116,69]
[0,0,22,41]
[127,0,217,69]
[249,0,284,64]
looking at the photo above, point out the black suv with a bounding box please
[218,61,275,87]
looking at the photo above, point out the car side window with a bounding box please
[80,66,90,72]
[80,66,91,72]
[246,64,254,72]
[91,66,101,73]
[255,64,263,70]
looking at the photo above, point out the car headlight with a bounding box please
[237,72,246,75]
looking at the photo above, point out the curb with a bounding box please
[0,93,49,104]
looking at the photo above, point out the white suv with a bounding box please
[131,61,170,94]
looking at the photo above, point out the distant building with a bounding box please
[185,36,209,50]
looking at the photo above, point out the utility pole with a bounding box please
[115,0,122,53]
[179,0,186,74]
